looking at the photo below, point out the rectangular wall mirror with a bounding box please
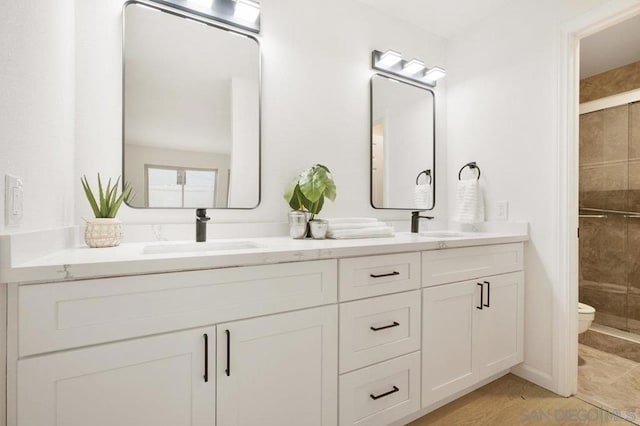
[123,1,260,209]
[370,74,435,210]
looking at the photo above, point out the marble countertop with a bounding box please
[0,230,528,284]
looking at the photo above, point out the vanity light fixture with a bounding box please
[377,50,403,67]
[234,0,260,23]
[403,59,425,75]
[187,0,213,7]
[148,0,261,33]
[372,49,445,88]
[423,66,446,82]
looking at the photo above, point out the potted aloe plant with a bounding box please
[283,164,336,239]
[81,174,132,248]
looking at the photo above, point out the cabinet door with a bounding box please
[422,281,479,408]
[18,327,216,426]
[217,305,338,426]
[475,272,524,379]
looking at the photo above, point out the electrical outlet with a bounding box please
[496,200,508,221]
[5,175,23,227]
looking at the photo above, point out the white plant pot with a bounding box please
[84,218,122,248]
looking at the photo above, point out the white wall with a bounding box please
[445,0,609,391]
[73,0,447,226]
[0,1,75,233]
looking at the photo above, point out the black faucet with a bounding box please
[196,209,210,242]
[411,211,434,233]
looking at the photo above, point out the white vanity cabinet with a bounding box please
[10,260,339,426]
[421,244,524,409]
[216,306,338,426]
[6,238,527,426]
[17,326,216,426]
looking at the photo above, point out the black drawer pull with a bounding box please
[484,281,490,308]
[370,386,399,400]
[370,271,400,278]
[225,329,231,377]
[477,283,484,310]
[203,333,209,383]
[370,321,400,332]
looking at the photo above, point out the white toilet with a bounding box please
[578,302,596,334]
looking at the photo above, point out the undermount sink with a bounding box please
[419,231,477,239]
[143,240,263,255]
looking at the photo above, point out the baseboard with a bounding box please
[511,364,554,393]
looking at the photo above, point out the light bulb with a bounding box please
[403,59,424,75]
[377,50,402,68]
[424,66,446,81]
[235,0,260,23]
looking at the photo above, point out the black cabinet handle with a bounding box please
[225,329,231,377]
[370,271,400,278]
[477,283,484,310]
[484,281,490,308]
[203,333,209,383]
[370,386,399,400]
[370,321,400,332]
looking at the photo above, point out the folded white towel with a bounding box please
[452,179,484,224]
[324,217,379,224]
[414,184,433,209]
[327,222,389,231]
[327,226,395,239]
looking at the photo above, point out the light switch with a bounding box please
[5,175,23,227]
[496,200,508,221]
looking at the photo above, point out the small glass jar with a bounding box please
[288,211,308,239]
[310,219,328,239]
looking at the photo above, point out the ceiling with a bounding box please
[580,14,640,79]
[354,0,513,38]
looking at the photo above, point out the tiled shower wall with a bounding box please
[581,60,640,103]
[579,63,640,333]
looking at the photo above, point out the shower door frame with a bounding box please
[557,0,640,398]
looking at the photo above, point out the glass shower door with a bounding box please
[627,101,640,334]
[579,103,630,331]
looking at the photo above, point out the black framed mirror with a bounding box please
[123,1,260,209]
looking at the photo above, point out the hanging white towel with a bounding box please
[414,184,433,209]
[452,179,484,224]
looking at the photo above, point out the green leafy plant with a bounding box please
[283,164,336,219]
[81,174,132,219]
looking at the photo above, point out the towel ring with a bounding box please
[416,169,432,185]
[458,162,481,181]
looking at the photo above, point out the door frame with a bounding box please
[555,0,640,397]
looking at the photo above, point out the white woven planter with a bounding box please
[84,218,122,248]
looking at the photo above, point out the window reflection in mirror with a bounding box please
[123,2,260,209]
[370,74,435,210]
[146,166,219,208]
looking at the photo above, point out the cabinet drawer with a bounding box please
[339,351,421,426]
[422,243,523,287]
[18,260,337,356]
[339,291,420,373]
[339,252,420,301]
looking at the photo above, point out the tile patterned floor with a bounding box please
[577,343,640,424]
[411,373,633,425]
